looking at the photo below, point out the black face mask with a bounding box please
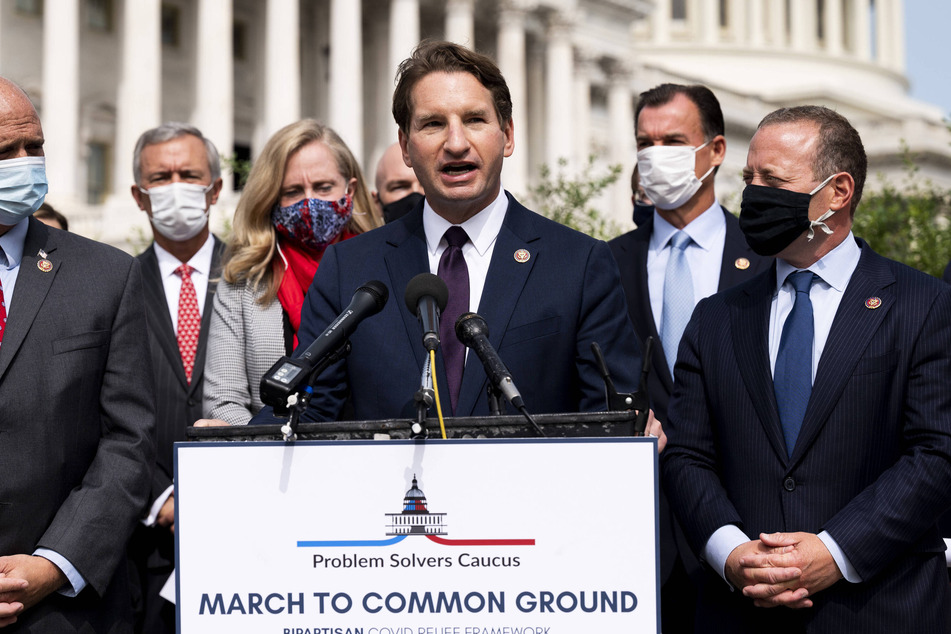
[632,202,654,226]
[739,176,835,256]
[382,191,424,224]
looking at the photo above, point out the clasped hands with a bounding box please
[0,555,67,627]
[725,532,842,609]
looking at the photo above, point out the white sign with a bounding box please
[175,438,659,633]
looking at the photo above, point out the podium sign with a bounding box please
[175,438,659,633]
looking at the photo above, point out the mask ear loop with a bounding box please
[694,139,715,183]
[806,173,839,240]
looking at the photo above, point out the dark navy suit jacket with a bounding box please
[257,193,641,422]
[663,239,951,632]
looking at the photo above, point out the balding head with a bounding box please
[0,76,44,161]
[373,142,423,208]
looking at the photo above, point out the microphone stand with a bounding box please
[281,339,353,442]
[590,339,653,436]
[412,356,434,438]
[486,384,505,416]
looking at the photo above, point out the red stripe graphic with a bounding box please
[426,535,535,546]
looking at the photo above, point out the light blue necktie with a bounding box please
[661,231,694,377]
[774,270,817,456]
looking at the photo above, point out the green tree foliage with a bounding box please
[528,156,623,241]
[853,150,951,279]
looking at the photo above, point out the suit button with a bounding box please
[783,477,796,491]
[187,398,197,406]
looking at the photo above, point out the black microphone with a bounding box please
[404,273,449,352]
[454,312,525,411]
[260,281,389,408]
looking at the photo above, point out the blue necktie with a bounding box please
[774,270,817,456]
[661,231,694,377]
[437,226,470,414]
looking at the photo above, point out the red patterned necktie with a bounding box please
[175,263,201,383]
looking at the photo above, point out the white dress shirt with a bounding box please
[647,201,726,335]
[153,234,215,334]
[422,187,508,316]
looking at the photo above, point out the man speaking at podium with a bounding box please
[253,40,641,424]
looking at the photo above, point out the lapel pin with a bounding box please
[37,249,52,272]
[865,297,882,309]
[734,257,750,270]
[514,249,530,263]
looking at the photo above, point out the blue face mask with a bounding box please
[0,156,48,226]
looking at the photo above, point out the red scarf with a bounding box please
[276,232,355,348]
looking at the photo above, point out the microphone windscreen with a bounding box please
[404,273,449,313]
[357,280,389,314]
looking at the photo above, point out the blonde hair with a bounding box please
[223,120,382,304]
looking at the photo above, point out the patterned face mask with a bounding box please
[271,195,353,252]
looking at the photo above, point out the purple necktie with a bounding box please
[437,226,470,414]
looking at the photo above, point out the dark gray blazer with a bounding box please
[0,217,155,630]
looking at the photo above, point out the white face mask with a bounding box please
[637,141,714,210]
[140,182,211,241]
[0,156,48,225]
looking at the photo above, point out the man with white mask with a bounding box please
[128,122,224,633]
[609,83,769,633]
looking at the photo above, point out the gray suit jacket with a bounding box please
[0,218,155,630]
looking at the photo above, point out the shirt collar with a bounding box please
[0,217,30,270]
[649,200,725,252]
[775,231,861,292]
[423,187,509,256]
[154,233,215,279]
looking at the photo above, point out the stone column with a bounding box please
[652,0,671,44]
[497,1,528,194]
[42,0,80,201]
[851,0,872,61]
[263,0,300,138]
[748,0,766,47]
[607,63,633,226]
[767,0,785,47]
[699,0,718,45]
[330,0,363,162]
[389,0,420,84]
[573,53,596,166]
[889,0,905,71]
[729,0,747,45]
[445,0,475,48]
[544,11,574,168]
[824,0,843,55]
[195,0,234,193]
[790,0,815,52]
[114,0,161,196]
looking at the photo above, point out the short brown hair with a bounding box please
[757,105,867,215]
[392,39,512,135]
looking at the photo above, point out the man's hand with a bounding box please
[193,419,229,427]
[644,410,667,454]
[0,555,67,627]
[157,494,175,533]
[739,532,843,609]
[725,538,803,605]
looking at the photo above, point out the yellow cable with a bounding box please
[430,348,448,439]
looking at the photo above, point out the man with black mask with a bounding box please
[373,141,424,223]
[608,83,767,633]
[663,105,951,632]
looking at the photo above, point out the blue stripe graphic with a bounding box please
[297,535,408,547]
